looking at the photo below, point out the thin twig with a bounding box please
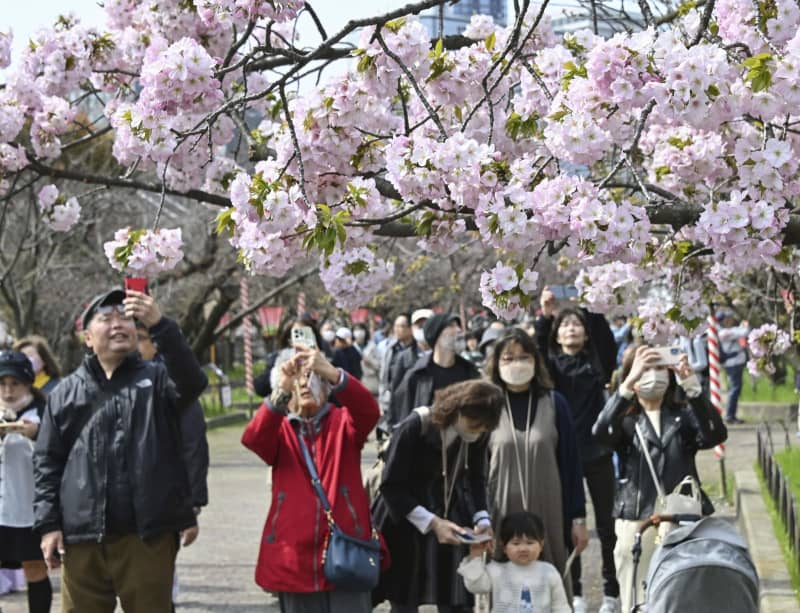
[278,83,310,204]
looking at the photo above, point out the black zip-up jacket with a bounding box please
[388,353,480,427]
[33,317,207,543]
[592,391,727,520]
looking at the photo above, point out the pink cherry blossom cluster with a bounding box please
[36,184,81,232]
[746,323,792,377]
[0,30,11,69]
[195,0,304,27]
[138,38,222,115]
[574,262,643,317]
[104,227,184,276]
[319,248,395,310]
[479,261,539,321]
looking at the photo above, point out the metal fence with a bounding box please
[756,421,800,571]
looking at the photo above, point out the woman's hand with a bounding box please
[622,346,662,389]
[276,355,301,394]
[572,522,589,554]
[430,516,468,545]
[671,354,693,380]
[295,348,339,384]
[20,419,38,440]
[540,287,556,317]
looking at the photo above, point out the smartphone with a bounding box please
[549,285,579,299]
[124,277,149,294]
[291,326,317,350]
[653,346,682,366]
[455,531,493,545]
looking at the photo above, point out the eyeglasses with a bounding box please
[499,354,534,365]
[94,304,131,322]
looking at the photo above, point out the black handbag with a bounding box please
[295,425,381,591]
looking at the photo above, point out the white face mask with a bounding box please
[354,330,366,344]
[499,362,535,386]
[321,330,336,343]
[412,328,426,343]
[0,391,33,415]
[636,369,670,400]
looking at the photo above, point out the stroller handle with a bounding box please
[635,513,704,537]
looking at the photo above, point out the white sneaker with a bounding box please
[572,596,587,613]
[598,596,621,613]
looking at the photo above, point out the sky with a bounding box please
[5,1,583,57]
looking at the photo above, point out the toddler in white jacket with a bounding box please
[458,511,570,613]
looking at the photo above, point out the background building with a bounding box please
[420,0,508,37]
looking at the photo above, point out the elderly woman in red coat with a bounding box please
[242,346,384,613]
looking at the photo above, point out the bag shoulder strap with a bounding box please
[294,425,334,517]
[413,405,431,435]
[634,421,666,499]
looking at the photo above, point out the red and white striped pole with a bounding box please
[706,314,726,459]
[241,276,254,397]
[297,291,306,318]
[707,313,728,497]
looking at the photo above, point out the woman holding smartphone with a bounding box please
[373,379,504,613]
[592,344,727,611]
[242,346,382,612]
[0,351,51,613]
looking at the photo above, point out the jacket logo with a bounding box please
[136,379,153,388]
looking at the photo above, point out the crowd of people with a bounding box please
[0,284,738,613]
[244,289,730,613]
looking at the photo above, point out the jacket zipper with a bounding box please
[265,492,286,543]
[635,442,643,518]
[340,486,362,536]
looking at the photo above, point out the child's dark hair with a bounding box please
[499,512,545,547]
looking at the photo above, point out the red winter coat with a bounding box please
[241,371,385,593]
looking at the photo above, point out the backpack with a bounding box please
[364,406,431,503]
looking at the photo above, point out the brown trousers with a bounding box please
[61,533,177,613]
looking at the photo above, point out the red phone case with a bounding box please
[125,277,148,294]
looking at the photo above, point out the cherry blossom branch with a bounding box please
[26,159,230,207]
[373,30,448,140]
[278,82,310,204]
[598,99,656,189]
[689,0,716,47]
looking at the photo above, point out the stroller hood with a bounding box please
[645,517,759,613]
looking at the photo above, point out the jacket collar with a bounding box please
[637,409,682,449]
[288,401,332,436]
[82,352,143,388]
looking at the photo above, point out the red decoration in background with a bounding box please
[258,306,284,335]
[349,308,369,324]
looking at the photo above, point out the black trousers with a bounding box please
[571,455,619,598]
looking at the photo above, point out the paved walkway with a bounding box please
[0,419,759,612]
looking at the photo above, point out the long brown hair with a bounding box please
[430,380,504,431]
[13,335,61,378]
[619,342,680,415]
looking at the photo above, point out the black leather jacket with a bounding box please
[593,390,727,520]
[34,317,207,543]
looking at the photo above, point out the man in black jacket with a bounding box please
[34,288,207,613]
[388,313,479,427]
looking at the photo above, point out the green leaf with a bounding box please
[548,107,570,122]
[385,18,407,33]
[654,166,672,181]
[434,37,444,57]
[215,208,235,236]
[705,83,720,100]
[667,136,694,150]
[344,260,370,275]
[676,0,698,17]
[485,32,496,52]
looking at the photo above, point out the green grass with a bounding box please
[776,447,800,502]
[755,462,800,602]
[739,371,798,404]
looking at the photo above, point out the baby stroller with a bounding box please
[630,514,759,612]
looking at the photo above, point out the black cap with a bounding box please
[81,288,126,330]
[0,351,35,384]
[423,313,460,348]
